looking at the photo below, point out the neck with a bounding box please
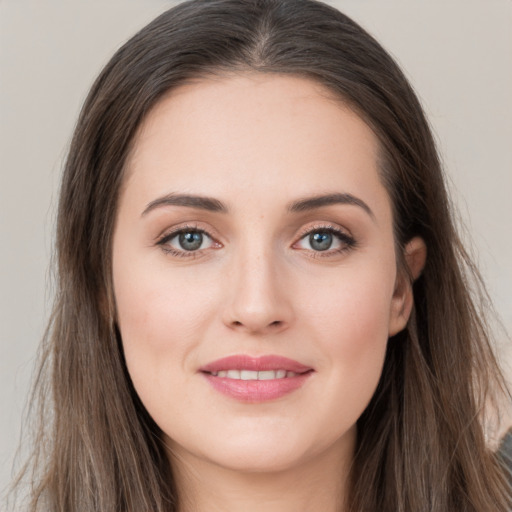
[168,433,354,512]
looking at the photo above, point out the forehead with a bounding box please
[122,73,390,220]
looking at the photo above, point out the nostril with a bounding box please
[230,319,283,329]
[225,311,290,332]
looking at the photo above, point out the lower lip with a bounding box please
[202,372,312,403]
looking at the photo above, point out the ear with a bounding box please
[388,236,427,336]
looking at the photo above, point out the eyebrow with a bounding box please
[288,193,375,220]
[141,192,374,220]
[141,193,228,216]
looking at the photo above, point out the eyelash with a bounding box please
[156,224,215,259]
[294,224,357,258]
[155,223,356,259]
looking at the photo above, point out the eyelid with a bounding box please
[297,221,352,238]
[292,223,357,255]
[155,223,223,258]
[155,221,220,243]
[294,222,353,240]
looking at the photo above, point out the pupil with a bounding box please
[310,232,332,251]
[179,232,203,251]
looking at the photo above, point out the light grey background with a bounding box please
[1,0,511,496]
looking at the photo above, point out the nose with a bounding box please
[221,247,294,336]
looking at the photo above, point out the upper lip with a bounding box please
[200,355,313,374]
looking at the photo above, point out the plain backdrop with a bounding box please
[1,0,511,497]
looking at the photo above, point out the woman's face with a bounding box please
[112,74,413,474]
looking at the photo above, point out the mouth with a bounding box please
[199,355,314,403]
[205,369,306,380]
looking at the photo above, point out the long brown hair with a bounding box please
[10,0,511,510]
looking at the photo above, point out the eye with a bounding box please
[305,231,336,251]
[157,228,216,255]
[294,227,356,254]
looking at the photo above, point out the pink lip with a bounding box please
[200,355,314,403]
[200,354,312,373]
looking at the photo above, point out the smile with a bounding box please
[200,355,314,402]
[207,369,300,380]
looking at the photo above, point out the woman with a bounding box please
[10,0,511,510]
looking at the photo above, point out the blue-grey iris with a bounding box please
[179,232,203,251]
[310,232,332,251]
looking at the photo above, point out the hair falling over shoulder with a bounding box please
[8,0,512,510]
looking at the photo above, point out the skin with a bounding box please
[112,73,426,512]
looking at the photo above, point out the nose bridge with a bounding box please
[223,233,292,334]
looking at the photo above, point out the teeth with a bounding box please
[240,370,259,380]
[258,370,277,380]
[212,369,299,380]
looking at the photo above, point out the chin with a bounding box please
[168,426,349,476]
[205,444,310,474]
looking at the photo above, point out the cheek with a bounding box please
[305,262,394,347]
[300,260,395,410]
[113,270,209,428]
[112,255,209,389]
[114,239,214,339]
